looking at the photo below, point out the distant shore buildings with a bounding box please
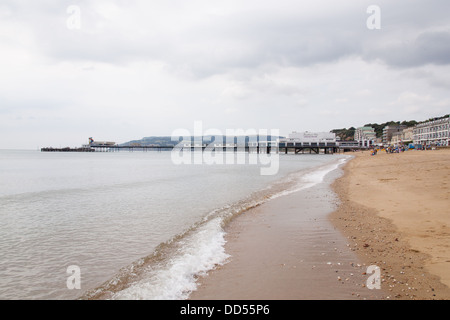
[413,117,450,147]
[350,115,449,148]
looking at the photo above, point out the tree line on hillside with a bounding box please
[331,120,418,141]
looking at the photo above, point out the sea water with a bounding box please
[0,149,349,299]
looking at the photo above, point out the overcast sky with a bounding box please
[1,0,449,149]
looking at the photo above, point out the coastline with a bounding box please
[189,157,386,300]
[329,149,450,300]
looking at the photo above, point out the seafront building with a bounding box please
[390,127,414,146]
[413,117,450,147]
[280,131,337,146]
[82,137,116,148]
[354,126,377,148]
[382,125,407,145]
[278,131,338,154]
[337,140,360,149]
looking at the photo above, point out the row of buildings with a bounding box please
[412,117,450,147]
[263,115,449,151]
[353,116,450,148]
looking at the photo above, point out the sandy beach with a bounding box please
[190,149,450,300]
[330,148,450,300]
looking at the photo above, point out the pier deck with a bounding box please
[41,144,355,154]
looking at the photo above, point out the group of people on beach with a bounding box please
[370,145,409,155]
[385,145,408,153]
[370,144,436,156]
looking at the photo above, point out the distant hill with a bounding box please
[121,136,175,147]
[121,135,284,146]
[330,127,356,141]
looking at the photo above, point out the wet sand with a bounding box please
[329,149,450,300]
[190,163,386,300]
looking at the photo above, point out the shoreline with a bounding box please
[329,149,450,300]
[190,157,385,300]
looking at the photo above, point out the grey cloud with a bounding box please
[3,0,450,78]
[364,30,450,68]
[413,31,450,65]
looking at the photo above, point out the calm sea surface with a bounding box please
[0,149,349,299]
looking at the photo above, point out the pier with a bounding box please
[40,147,95,152]
[278,142,338,154]
[84,144,278,153]
[41,135,366,154]
[41,144,358,153]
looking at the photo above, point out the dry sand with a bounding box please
[329,148,450,300]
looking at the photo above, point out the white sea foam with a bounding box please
[111,217,229,300]
[269,157,348,200]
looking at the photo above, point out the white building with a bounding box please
[413,116,450,147]
[87,137,115,147]
[281,131,337,146]
[338,140,360,148]
[354,127,377,148]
